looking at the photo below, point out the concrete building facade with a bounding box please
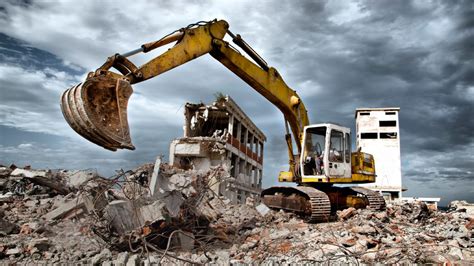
[169,96,266,204]
[355,107,403,201]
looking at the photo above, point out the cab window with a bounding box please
[302,127,326,176]
[345,133,350,163]
[329,130,343,162]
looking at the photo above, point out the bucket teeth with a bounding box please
[60,75,135,151]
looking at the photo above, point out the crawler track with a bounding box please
[261,186,386,223]
[350,186,386,210]
[261,186,331,223]
[295,186,332,222]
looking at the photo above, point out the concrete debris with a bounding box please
[0,216,19,235]
[170,231,195,251]
[0,163,473,264]
[5,247,23,256]
[10,168,48,179]
[104,200,165,234]
[43,196,86,221]
[65,170,97,188]
[122,163,154,200]
[11,168,72,195]
[450,200,474,216]
[27,237,51,252]
[113,251,129,266]
[256,203,271,216]
[337,206,357,220]
[103,200,142,234]
[91,248,112,265]
[149,156,162,197]
[0,192,13,203]
[126,254,139,266]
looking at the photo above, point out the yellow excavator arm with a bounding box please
[61,19,309,180]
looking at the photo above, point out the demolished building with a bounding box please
[169,96,266,204]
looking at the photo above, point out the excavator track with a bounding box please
[350,187,386,210]
[297,186,332,222]
[261,186,332,223]
[308,193,332,222]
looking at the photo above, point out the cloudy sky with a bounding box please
[0,0,472,206]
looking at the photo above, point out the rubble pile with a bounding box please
[227,203,474,264]
[449,200,474,216]
[1,163,473,264]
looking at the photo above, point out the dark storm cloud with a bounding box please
[266,0,474,154]
[0,35,80,136]
[0,33,83,74]
[0,0,472,203]
[287,2,471,142]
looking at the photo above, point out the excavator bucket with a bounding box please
[60,74,135,151]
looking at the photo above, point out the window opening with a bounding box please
[329,130,344,162]
[345,133,350,163]
[379,120,396,127]
[302,127,326,176]
[361,132,378,139]
[380,132,397,139]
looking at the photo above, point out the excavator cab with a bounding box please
[300,124,352,182]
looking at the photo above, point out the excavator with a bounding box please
[60,19,385,222]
